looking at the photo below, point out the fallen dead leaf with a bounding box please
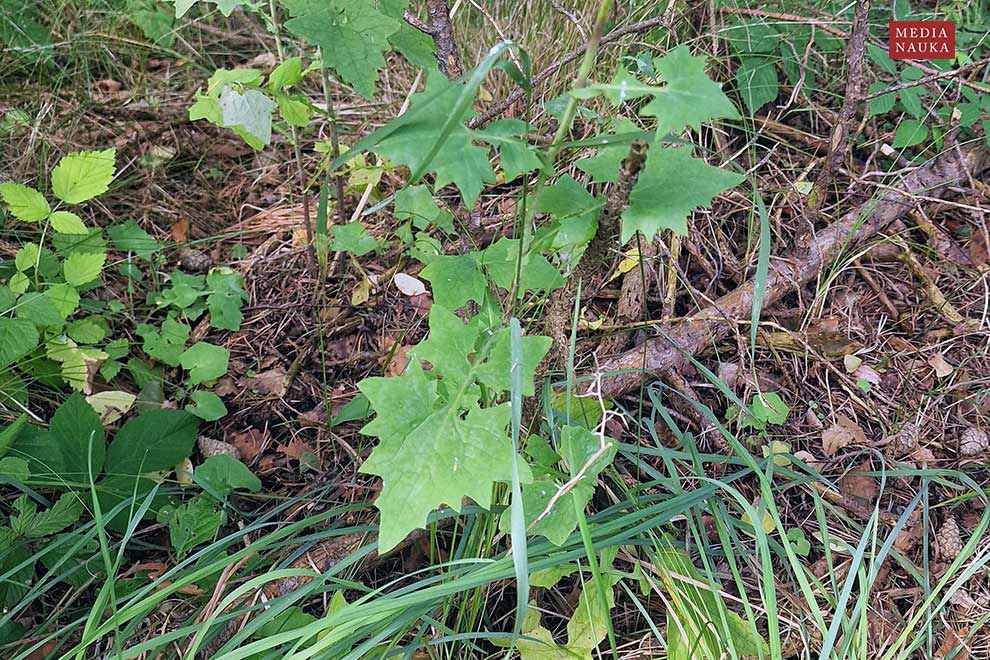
[893,507,923,553]
[409,291,432,316]
[838,459,877,502]
[928,352,955,378]
[229,428,268,461]
[936,626,970,660]
[281,438,318,464]
[244,367,288,397]
[843,354,862,373]
[822,414,867,456]
[170,218,189,243]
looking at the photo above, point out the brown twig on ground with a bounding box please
[591,144,990,399]
[467,15,672,128]
[805,0,870,218]
[718,6,849,38]
[864,58,990,100]
[406,0,462,79]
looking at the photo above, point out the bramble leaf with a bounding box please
[0,319,39,368]
[51,149,116,204]
[49,211,87,234]
[63,251,106,286]
[0,183,50,222]
[622,147,743,240]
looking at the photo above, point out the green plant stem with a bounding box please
[268,0,315,263]
[510,0,614,310]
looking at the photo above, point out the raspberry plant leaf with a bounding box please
[281,0,401,100]
[0,184,50,222]
[358,304,550,552]
[622,146,744,240]
[50,148,116,205]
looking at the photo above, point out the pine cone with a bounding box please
[959,427,989,458]
[197,436,240,459]
[936,516,965,561]
[885,421,920,457]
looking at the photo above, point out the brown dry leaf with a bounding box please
[967,233,989,267]
[838,459,877,502]
[822,414,867,456]
[853,363,881,387]
[229,429,268,461]
[409,292,432,316]
[170,218,189,243]
[893,507,923,553]
[245,367,288,397]
[929,353,955,378]
[92,78,124,102]
[281,438,316,462]
[936,626,970,660]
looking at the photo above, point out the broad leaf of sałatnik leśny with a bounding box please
[358,305,550,552]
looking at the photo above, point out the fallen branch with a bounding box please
[592,144,990,399]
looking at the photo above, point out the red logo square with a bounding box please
[889,21,955,60]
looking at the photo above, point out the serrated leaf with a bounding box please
[394,185,454,233]
[86,390,137,424]
[14,243,39,272]
[49,211,87,234]
[282,0,401,99]
[478,119,543,181]
[420,253,487,309]
[179,342,229,385]
[22,493,83,537]
[622,147,744,240]
[168,495,224,558]
[173,0,242,18]
[474,328,551,397]
[50,149,116,204]
[360,362,518,552]
[574,118,642,183]
[17,292,65,328]
[0,183,50,221]
[67,316,109,344]
[735,57,778,113]
[63,251,106,286]
[538,175,604,250]
[479,238,564,292]
[45,392,105,480]
[43,283,80,319]
[370,73,495,206]
[0,318,39,368]
[331,222,380,256]
[105,408,198,475]
[576,47,739,136]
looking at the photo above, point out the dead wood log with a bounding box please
[592,144,990,399]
